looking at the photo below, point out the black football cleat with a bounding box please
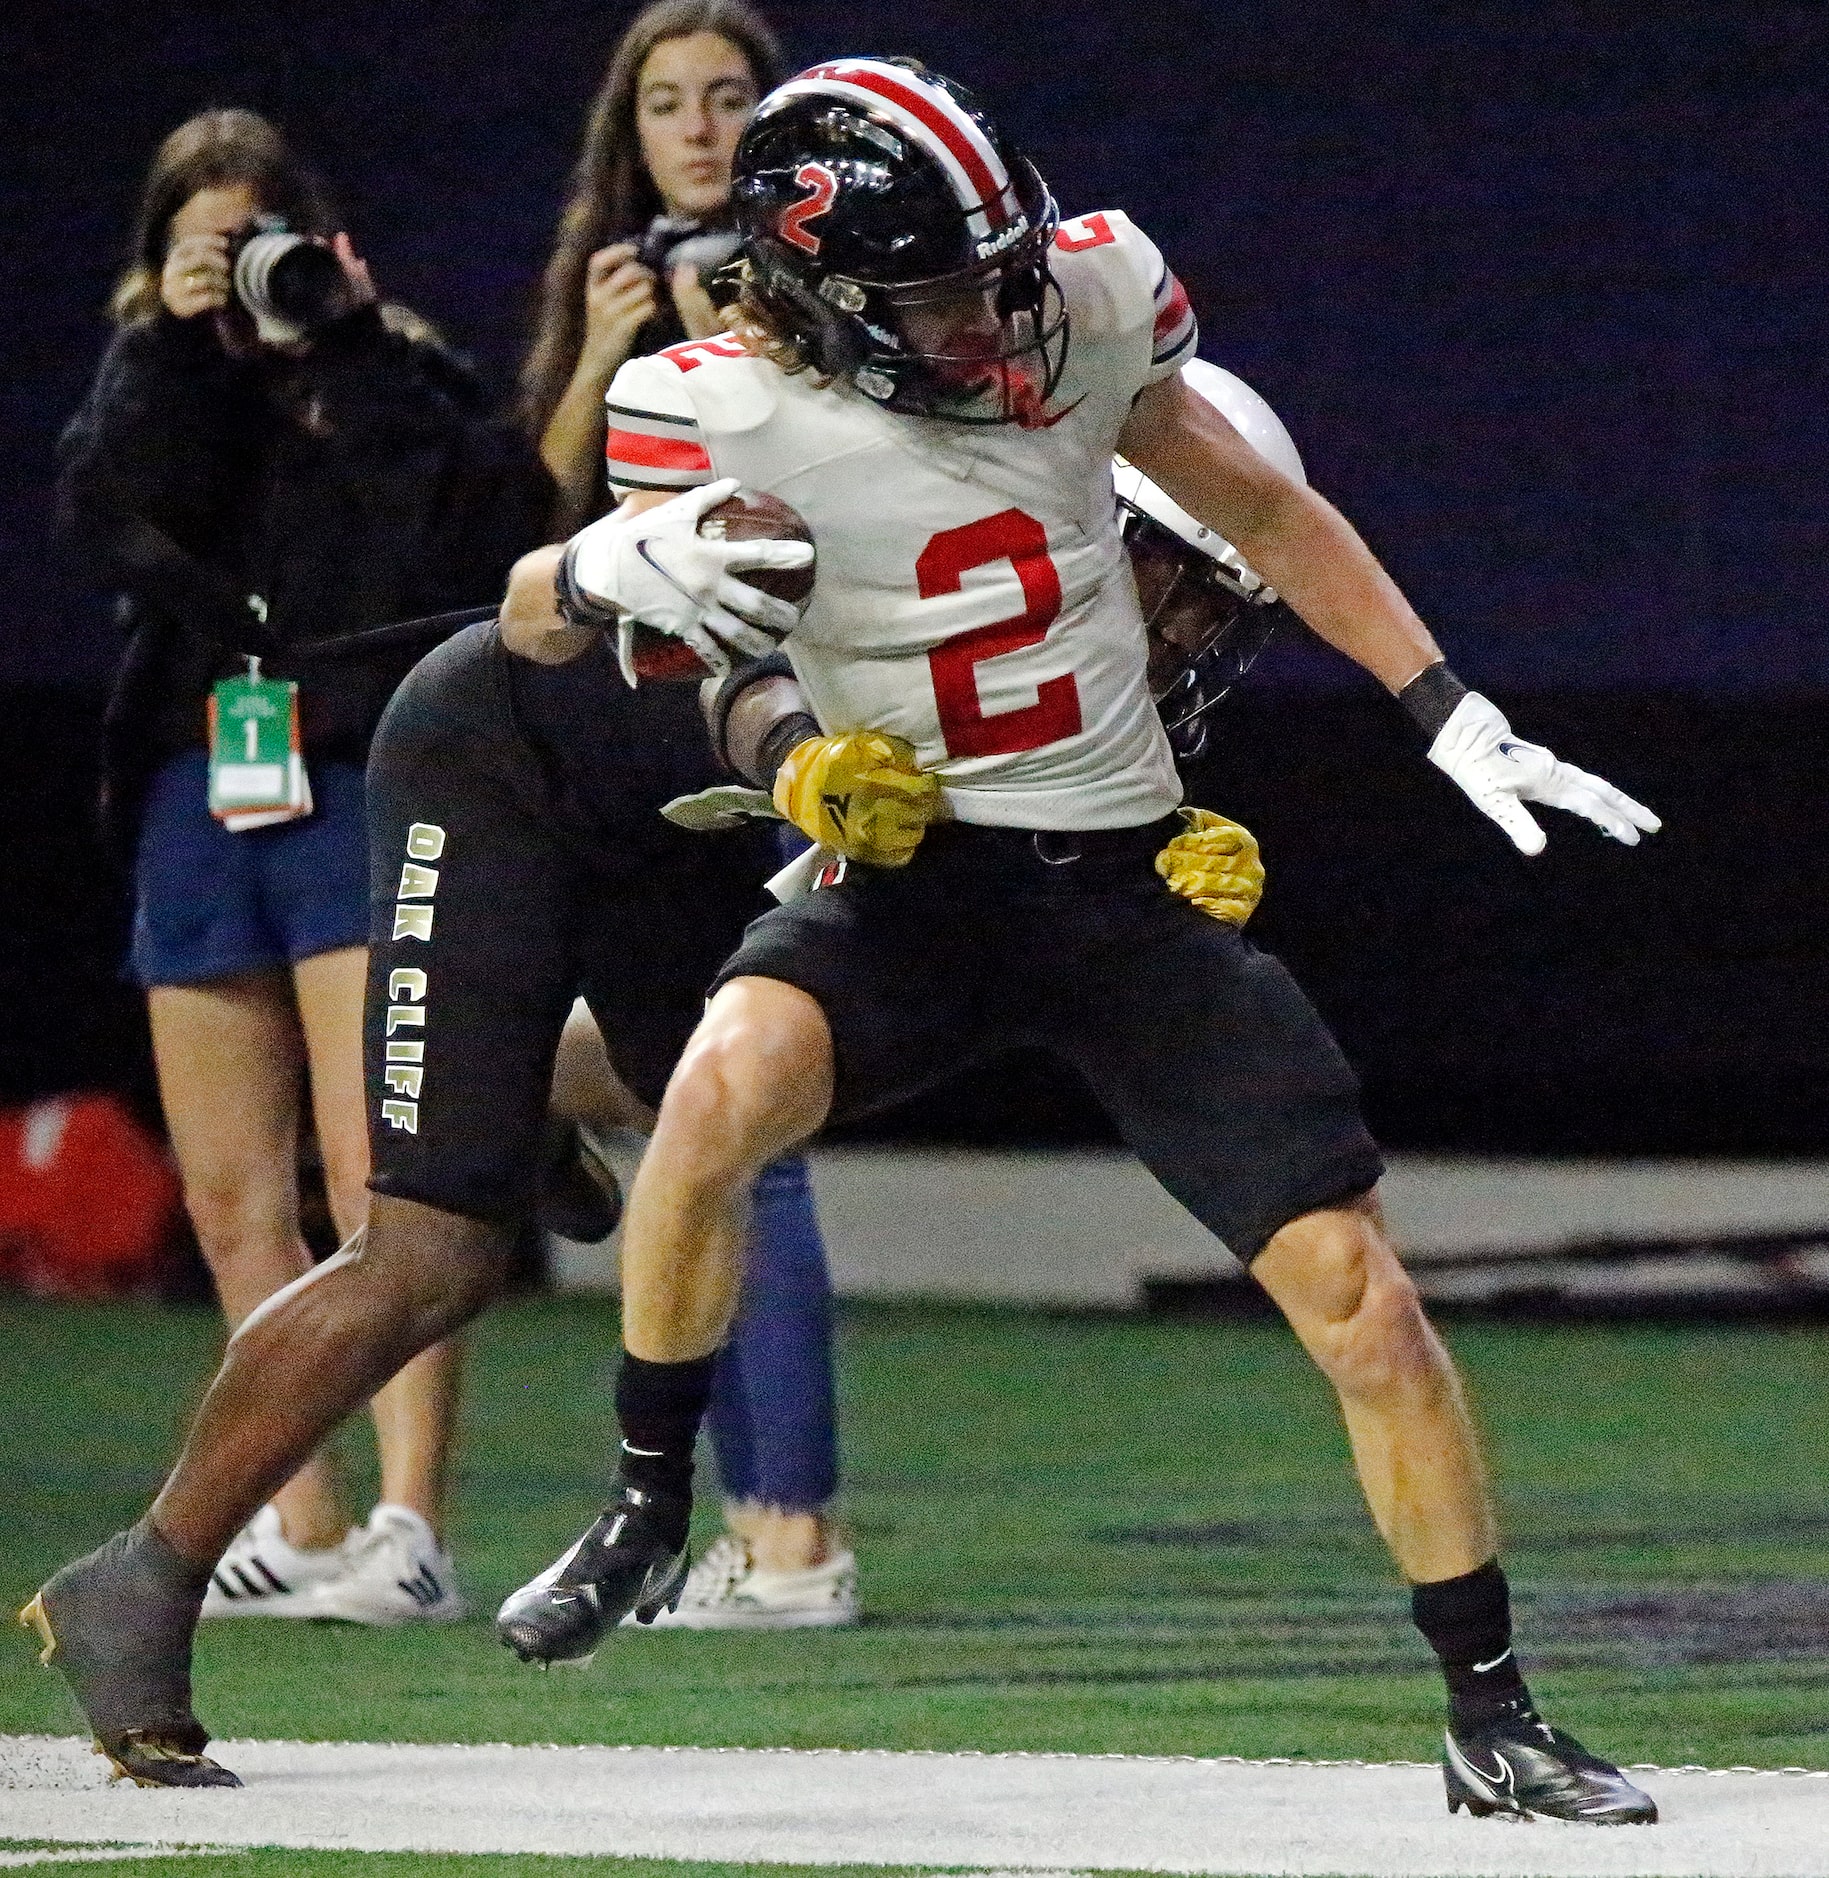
[1445,1702,1656,1824]
[495,1484,688,1666]
[20,1529,240,1789]
[534,1118,624,1245]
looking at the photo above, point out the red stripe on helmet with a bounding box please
[606,428,713,473]
[799,61,1012,228]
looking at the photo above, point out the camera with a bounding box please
[230,217,355,345]
[636,215,744,306]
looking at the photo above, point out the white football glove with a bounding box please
[1429,693,1661,856]
[560,477,813,679]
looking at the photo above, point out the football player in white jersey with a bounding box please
[491,60,1660,1823]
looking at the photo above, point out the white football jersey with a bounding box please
[603,210,1198,830]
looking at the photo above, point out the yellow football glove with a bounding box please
[1154,807,1265,926]
[773,730,943,868]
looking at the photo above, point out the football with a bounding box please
[624,489,816,682]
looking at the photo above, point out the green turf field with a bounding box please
[4,1291,1827,1772]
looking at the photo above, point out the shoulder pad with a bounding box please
[1051,211,1154,337]
[619,338,780,440]
[603,353,711,495]
[1052,210,1196,383]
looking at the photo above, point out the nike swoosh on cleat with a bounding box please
[1446,1732,1515,1802]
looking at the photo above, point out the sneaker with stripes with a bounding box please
[626,1533,860,1630]
[308,1504,466,1626]
[199,1504,350,1620]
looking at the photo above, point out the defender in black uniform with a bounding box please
[363,624,776,1218]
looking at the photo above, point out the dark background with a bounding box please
[2,2,1824,1151]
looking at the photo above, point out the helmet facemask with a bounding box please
[859,216,1069,424]
[1121,506,1281,762]
[753,189,1068,425]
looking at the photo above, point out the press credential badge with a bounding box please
[208,657,312,829]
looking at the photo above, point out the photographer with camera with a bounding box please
[523,0,768,538]
[56,109,547,1625]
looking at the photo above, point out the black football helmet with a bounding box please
[732,58,1067,424]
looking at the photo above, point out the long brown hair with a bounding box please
[110,109,339,326]
[519,0,784,440]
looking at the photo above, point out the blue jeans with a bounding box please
[705,1156,838,1512]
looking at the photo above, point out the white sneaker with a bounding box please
[628,1532,860,1630]
[306,1504,466,1626]
[199,1504,349,1620]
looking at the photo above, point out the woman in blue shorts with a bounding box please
[58,108,546,1624]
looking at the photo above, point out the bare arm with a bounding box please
[701,659,820,787]
[538,245,657,536]
[1117,373,1440,694]
[1120,376,1662,852]
[498,490,675,663]
[540,374,618,537]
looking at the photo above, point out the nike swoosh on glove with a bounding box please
[773,731,942,868]
[1428,694,1661,857]
[1155,808,1265,926]
[559,478,814,680]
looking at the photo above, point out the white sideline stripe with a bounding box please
[0,1854,228,1868]
[3,1735,1827,1876]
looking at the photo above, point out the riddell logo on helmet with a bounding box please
[973,216,1030,260]
[778,162,839,255]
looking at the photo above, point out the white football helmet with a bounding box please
[1115,359,1306,758]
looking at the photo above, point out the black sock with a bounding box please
[1412,1558,1533,1728]
[613,1351,715,1547]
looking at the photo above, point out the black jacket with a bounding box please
[57,304,550,843]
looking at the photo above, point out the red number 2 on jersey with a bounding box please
[1054,212,1116,253]
[919,511,1082,759]
[659,334,749,372]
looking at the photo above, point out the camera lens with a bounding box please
[264,242,347,325]
[233,231,350,341]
